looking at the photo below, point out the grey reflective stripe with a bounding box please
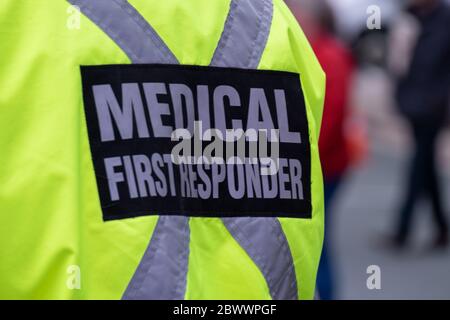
[221,218,298,300]
[212,0,298,300]
[67,0,178,64]
[210,0,273,69]
[122,216,190,300]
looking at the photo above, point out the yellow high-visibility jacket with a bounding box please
[0,0,325,300]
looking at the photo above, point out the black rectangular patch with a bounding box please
[80,64,311,220]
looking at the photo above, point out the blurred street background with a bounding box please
[287,0,450,299]
[333,131,450,299]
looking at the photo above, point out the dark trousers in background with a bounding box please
[397,123,449,242]
[317,177,342,300]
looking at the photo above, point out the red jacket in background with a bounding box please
[313,32,354,180]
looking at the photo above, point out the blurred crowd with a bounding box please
[285,0,450,300]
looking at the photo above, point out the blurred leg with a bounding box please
[396,125,426,243]
[317,177,341,300]
[422,127,449,240]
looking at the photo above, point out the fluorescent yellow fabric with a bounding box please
[262,1,325,300]
[0,0,324,299]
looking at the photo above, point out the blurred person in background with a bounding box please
[390,0,450,249]
[286,0,355,299]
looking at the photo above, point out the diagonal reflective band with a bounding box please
[210,0,273,69]
[222,218,298,300]
[67,0,178,64]
[212,0,298,300]
[122,216,190,300]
